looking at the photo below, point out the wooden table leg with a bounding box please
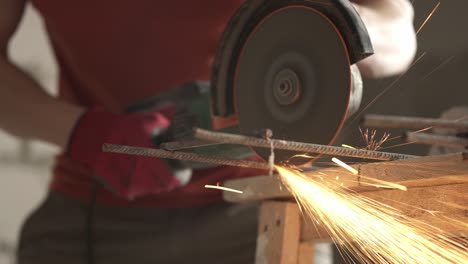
[298,241,315,264]
[255,201,301,264]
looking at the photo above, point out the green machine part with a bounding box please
[126,81,255,163]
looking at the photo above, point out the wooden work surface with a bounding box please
[224,152,468,202]
[223,152,468,238]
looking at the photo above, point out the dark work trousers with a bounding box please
[17,191,260,264]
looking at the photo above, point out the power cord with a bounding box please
[85,181,99,264]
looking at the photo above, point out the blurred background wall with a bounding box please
[0,1,467,263]
[0,4,58,264]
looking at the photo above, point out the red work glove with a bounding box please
[67,107,191,199]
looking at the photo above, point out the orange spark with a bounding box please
[422,56,455,80]
[358,174,408,191]
[276,166,468,263]
[417,2,441,35]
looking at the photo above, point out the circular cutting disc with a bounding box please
[235,6,351,165]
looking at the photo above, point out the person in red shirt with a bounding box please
[0,0,416,263]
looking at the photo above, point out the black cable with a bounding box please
[85,180,99,264]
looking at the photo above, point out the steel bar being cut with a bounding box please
[362,114,468,130]
[103,127,416,169]
[405,132,468,148]
[102,144,271,170]
[160,139,220,151]
[192,128,417,161]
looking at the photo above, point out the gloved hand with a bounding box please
[128,81,256,168]
[67,106,192,200]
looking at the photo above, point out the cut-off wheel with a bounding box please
[235,6,352,165]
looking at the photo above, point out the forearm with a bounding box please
[0,55,85,148]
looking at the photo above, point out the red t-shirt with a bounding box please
[31,0,266,207]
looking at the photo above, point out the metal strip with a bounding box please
[193,128,416,161]
[102,144,271,170]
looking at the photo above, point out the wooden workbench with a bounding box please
[223,152,468,264]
